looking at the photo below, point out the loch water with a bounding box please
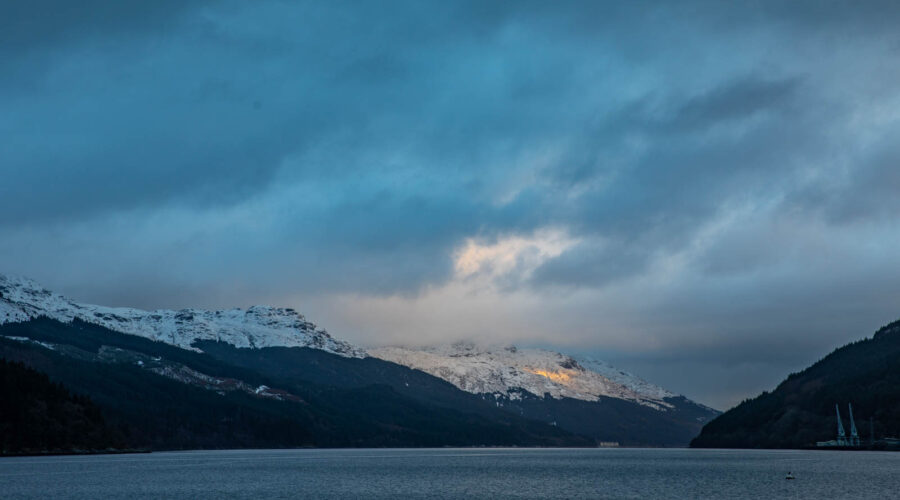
[2,448,898,499]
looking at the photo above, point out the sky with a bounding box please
[3,1,900,409]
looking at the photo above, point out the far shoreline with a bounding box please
[5,445,899,459]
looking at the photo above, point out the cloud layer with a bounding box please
[3,1,900,408]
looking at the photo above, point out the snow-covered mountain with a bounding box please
[1,272,702,415]
[369,342,678,410]
[0,274,364,358]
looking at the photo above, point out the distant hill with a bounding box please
[691,320,900,449]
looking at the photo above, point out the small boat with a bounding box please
[785,472,795,480]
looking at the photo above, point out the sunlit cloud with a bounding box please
[454,229,577,282]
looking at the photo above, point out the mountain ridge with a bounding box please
[369,342,680,410]
[1,272,719,447]
[1,273,706,411]
[0,274,363,357]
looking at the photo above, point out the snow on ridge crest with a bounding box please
[0,273,365,358]
[0,273,682,409]
[368,342,677,410]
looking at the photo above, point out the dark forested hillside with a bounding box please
[691,320,900,449]
[0,318,591,453]
[0,359,125,454]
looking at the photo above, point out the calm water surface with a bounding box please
[1,448,898,499]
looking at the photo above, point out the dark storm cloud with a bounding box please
[530,239,650,287]
[787,127,900,225]
[0,1,205,52]
[3,0,900,407]
[663,76,801,132]
[530,74,812,286]
[0,0,563,225]
[0,1,208,94]
[1,0,576,297]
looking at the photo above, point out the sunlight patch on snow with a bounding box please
[525,368,573,384]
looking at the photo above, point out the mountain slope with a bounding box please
[371,343,719,446]
[370,343,676,409]
[691,320,900,449]
[0,272,714,447]
[0,318,590,451]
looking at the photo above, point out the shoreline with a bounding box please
[5,445,900,458]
